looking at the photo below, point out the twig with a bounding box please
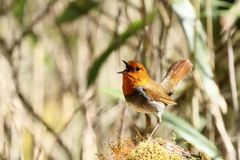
[45,104,83,160]
[227,29,240,160]
[211,104,236,160]
[206,0,214,56]
[0,0,15,17]
[7,1,56,59]
[222,91,240,99]
[18,92,72,160]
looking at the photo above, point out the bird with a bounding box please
[118,59,193,139]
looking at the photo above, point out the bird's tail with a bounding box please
[161,59,193,94]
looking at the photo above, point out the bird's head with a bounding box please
[118,60,150,95]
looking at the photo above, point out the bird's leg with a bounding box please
[133,126,142,141]
[148,116,161,140]
[142,114,151,140]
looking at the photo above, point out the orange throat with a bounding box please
[122,73,150,96]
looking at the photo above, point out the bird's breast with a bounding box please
[124,86,166,117]
[122,73,150,95]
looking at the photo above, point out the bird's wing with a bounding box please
[161,59,193,95]
[141,79,177,105]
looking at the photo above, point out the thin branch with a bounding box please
[206,0,214,56]
[211,104,236,160]
[227,29,240,160]
[18,92,72,160]
[0,0,15,17]
[222,91,240,99]
[45,104,84,160]
[7,0,56,59]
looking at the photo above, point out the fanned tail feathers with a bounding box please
[161,59,193,94]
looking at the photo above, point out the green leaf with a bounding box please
[211,0,233,8]
[28,31,38,45]
[163,111,223,160]
[172,0,227,112]
[87,15,154,87]
[57,0,99,24]
[12,0,26,24]
[200,9,240,17]
[99,89,124,100]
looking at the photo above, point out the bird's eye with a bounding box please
[136,67,141,71]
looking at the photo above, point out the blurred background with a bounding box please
[0,0,240,159]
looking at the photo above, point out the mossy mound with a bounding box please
[96,137,211,160]
[125,139,182,160]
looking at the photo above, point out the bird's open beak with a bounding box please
[117,60,130,74]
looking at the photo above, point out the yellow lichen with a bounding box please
[198,152,211,160]
[126,140,182,160]
[96,136,212,160]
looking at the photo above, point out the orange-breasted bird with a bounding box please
[118,59,193,139]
